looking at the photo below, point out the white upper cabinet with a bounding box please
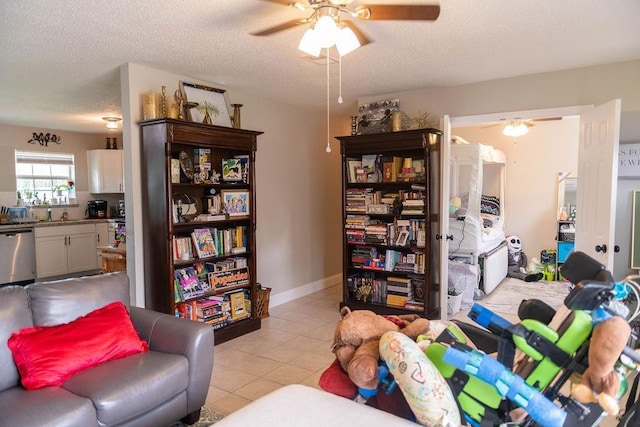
[88,149,124,193]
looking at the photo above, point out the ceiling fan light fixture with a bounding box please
[503,121,529,137]
[102,116,122,130]
[298,28,322,57]
[335,26,360,56]
[314,15,338,48]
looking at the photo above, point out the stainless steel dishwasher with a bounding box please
[0,228,36,286]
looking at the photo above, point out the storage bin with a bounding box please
[557,242,575,263]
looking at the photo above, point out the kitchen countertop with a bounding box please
[0,218,112,231]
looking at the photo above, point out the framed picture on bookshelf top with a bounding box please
[221,190,250,217]
[180,81,232,127]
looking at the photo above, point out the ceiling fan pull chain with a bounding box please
[326,48,332,153]
[338,54,343,104]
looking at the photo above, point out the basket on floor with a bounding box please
[256,286,271,319]
[447,293,463,315]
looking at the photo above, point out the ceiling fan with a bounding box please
[251,0,441,48]
[483,117,563,137]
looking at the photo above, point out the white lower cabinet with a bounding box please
[35,224,98,279]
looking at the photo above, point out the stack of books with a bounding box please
[401,198,425,215]
[386,276,412,308]
[364,221,389,245]
[345,188,374,213]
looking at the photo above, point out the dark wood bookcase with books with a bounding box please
[336,128,442,319]
[139,118,262,344]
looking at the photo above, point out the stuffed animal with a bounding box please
[331,307,431,390]
[506,235,543,282]
[570,316,632,415]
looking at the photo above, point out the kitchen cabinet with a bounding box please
[35,224,98,278]
[95,222,110,266]
[88,149,124,193]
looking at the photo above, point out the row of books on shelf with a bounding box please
[173,226,247,261]
[345,188,425,215]
[346,216,426,247]
[346,155,426,184]
[175,288,250,328]
[174,258,249,301]
[350,246,426,273]
[347,272,425,311]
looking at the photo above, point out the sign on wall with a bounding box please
[619,143,640,178]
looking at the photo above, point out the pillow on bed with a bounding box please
[480,213,502,229]
[480,195,500,215]
[7,301,148,390]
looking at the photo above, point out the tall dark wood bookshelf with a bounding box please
[139,118,262,344]
[336,128,443,319]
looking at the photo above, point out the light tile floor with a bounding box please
[205,278,621,426]
[207,283,342,416]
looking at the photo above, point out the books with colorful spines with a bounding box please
[191,228,217,258]
[174,267,205,300]
[192,261,211,291]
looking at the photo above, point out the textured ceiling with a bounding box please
[1,0,639,133]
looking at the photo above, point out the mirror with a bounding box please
[557,172,577,221]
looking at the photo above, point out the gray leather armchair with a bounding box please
[0,272,214,427]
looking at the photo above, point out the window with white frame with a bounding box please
[15,151,76,204]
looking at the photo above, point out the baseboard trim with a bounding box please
[269,273,342,308]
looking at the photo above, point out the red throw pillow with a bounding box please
[8,301,149,390]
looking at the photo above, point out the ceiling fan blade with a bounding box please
[481,123,503,129]
[251,19,309,36]
[342,20,372,46]
[256,0,297,5]
[357,4,441,21]
[532,117,563,122]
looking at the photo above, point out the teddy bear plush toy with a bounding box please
[506,235,543,282]
[570,315,632,415]
[330,307,431,390]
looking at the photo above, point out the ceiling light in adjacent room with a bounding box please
[503,121,529,137]
[102,116,122,130]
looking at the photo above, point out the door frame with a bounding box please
[439,104,593,318]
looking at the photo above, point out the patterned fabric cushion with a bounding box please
[480,195,500,215]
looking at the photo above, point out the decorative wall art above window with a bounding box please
[28,132,61,146]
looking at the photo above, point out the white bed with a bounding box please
[448,139,507,294]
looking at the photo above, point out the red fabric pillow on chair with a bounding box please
[8,301,148,390]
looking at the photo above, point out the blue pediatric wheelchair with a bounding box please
[429,251,640,427]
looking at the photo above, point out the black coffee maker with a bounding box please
[86,200,107,218]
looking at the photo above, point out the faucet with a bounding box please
[47,207,52,221]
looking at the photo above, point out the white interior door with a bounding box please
[440,115,451,320]
[575,99,621,268]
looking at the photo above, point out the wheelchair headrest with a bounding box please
[564,280,614,310]
[559,251,606,284]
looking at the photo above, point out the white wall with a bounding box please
[120,63,344,308]
[361,60,640,279]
